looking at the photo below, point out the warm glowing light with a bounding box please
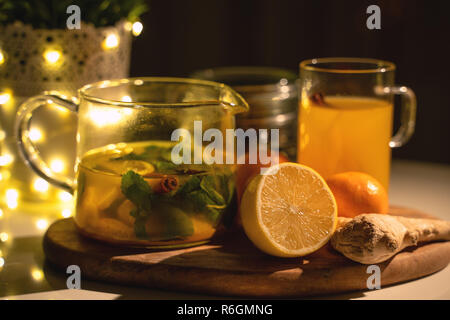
[6,189,18,199]
[59,191,73,202]
[61,209,72,218]
[0,208,3,218]
[0,92,11,104]
[121,96,133,115]
[0,153,13,166]
[6,200,17,209]
[36,219,48,230]
[0,130,6,140]
[121,95,132,102]
[50,158,65,173]
[54,105,70,115]
[124,21,133,31]
[132,21,143,36]
[31,268,44,281]
[123,108,133,115]
[103,34,119,49]
[44,50,61,64]
[0,171,10,181]
[0,257,4,268]
[33,178,49,193]
[0,50,4,65]
[29,128,43,142]
[88,109,129,127]
[0,232,8,242]
[6,188,19,209]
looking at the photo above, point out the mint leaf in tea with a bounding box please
[75,141,235,245]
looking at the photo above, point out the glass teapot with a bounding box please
[15,77,249,248]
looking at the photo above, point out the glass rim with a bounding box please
[300,57,396,74]
[78,77,247,109]
[190,66,298,93]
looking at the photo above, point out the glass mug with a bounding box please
[298,58,416,190]
[15,78,249,248]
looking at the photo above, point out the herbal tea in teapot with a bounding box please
[75,141,235,247]
[16,77,248,248]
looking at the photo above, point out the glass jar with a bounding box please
[191,67,298,160]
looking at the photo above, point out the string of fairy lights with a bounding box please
[0,21,144,278]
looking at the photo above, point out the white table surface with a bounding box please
[0,159,449,300]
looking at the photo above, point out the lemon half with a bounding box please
[240,162,337,257]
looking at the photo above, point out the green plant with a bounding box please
[0,0,148,28]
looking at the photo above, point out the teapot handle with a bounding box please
[15,92,79,193]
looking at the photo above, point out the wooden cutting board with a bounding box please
[43,206,450,298]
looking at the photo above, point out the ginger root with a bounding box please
[331,214,450,264]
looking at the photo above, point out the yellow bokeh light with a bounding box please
[0,50,4,65]
[0,257,4,268]
[0,92,11,104]
[6,188,19,209]
[88,109,124,127]
[0,130,6,141]
[31,268,44,281]
[121,95,132,102]
[61,208,72,218]
[0,232,9,242]
[59,191,73,202]
[50,158,65,173]
[44,50,61,64]
[0,171,10,181]
[124,21,133,31]
[29,128,43,142]
[103,34,119,49]
[132,21,143,36]
[0,208,3,218]
[33,178,49,193]
[36,219,48,230]
[6,188,18,199]
[6,200,17,210]
[0,153,13,166]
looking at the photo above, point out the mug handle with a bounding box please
[15,91,79,193]
[375,86,417,148]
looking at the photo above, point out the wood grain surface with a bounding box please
[43,206,450,298]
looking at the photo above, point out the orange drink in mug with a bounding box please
[297,58,416,190]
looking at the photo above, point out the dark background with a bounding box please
[130,0,450,164]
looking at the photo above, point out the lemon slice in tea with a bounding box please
[95,159,155,176]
